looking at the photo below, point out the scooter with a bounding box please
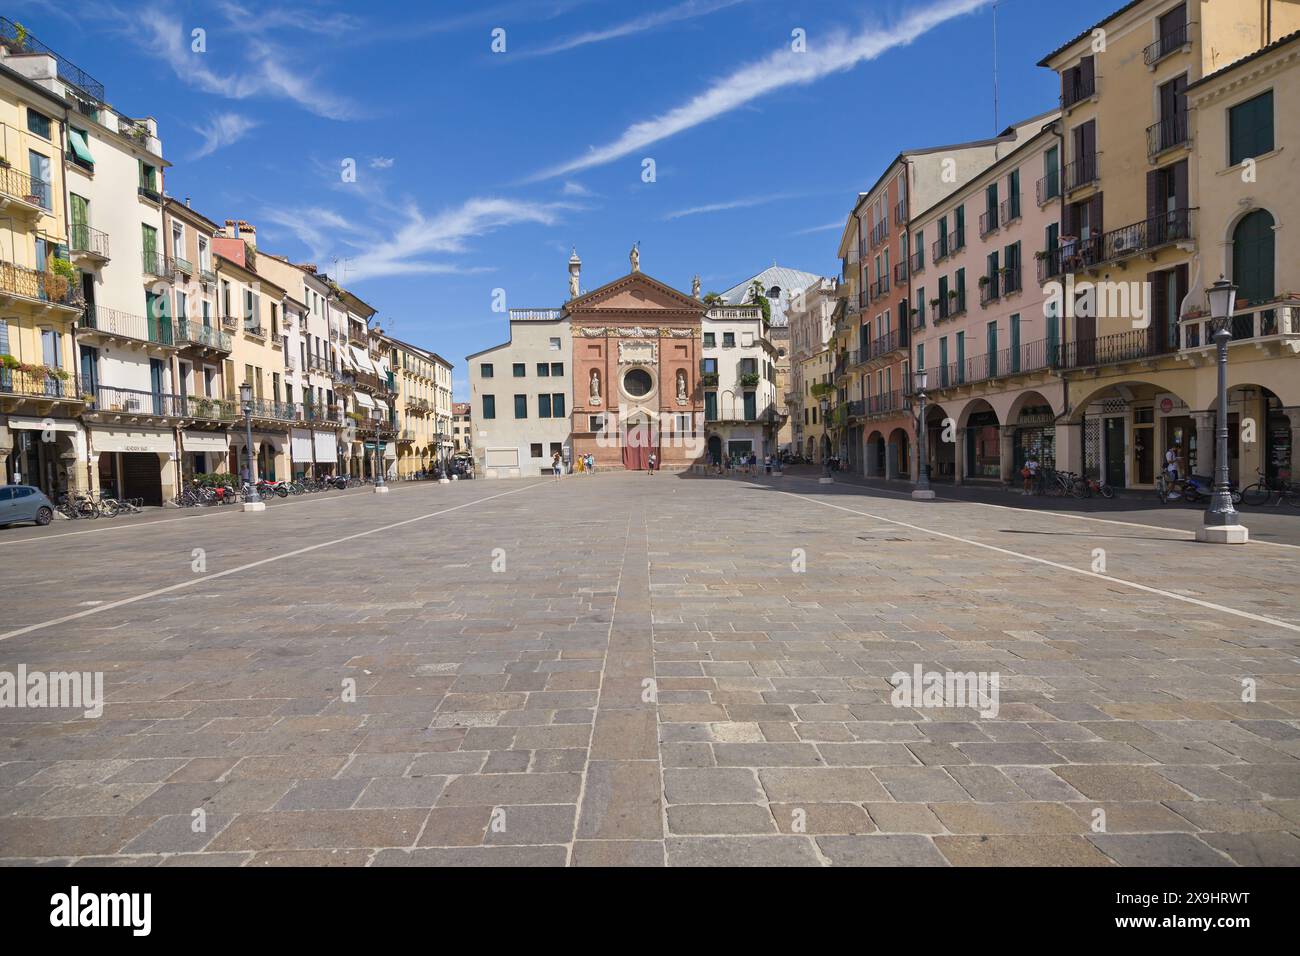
[1180,473,1242,505]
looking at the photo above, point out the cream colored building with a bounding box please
[377,332,453,477]
[1038,0,1300,488]
[700,305,780,463]
[786,276,837,461]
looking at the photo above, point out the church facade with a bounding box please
[567,255,706,471]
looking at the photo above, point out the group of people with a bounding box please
[709,452,774,477]
[551,451,598,478]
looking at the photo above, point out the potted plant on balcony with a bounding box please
[978,275,991,288]
[0,157,10,169]
[929,297,941,309]
[739,372,761,387]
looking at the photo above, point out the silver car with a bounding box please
[0,485,55,527]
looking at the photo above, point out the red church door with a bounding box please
[621,418,658,470]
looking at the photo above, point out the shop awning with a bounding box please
[313,430,338,461]
[350,345,376,373]
[89,426,174,454]
[354,392,375,409]
[68,128,95,166]
[181,430,229,453]
[290,428,314,463]
[7,416,77,432]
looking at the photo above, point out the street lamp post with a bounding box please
[1196,276,1247,544]
[438,427,450,483]
[912,368,935,501]
[373,418,389,494]
[818,397,833,484]
[239,382,264,512]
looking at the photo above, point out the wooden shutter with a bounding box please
[1146,170,1161,224]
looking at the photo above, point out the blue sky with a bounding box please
[14,0,1121,398]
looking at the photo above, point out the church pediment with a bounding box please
[569,272,703,315]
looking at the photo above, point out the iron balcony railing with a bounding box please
[82,304,175,346]
[1036,171,1061,206]
[1056,328,1174,369]
[980,275,1001,305]
[0,164,50,207]
[1147,111,1190,159]
[894,261,908,284]
[846,399,865,418]
[1061,72,1096,109]
[858,290,869,309]
[185,395,238,421]
[949,227,965,253]
[1040,208,1194,278]
[0,367,80,400]
[70,223,110,259]
[93,385,184,417]
[142,251,166,277]
[307,353,331,374]
[138,183,162,204]
[1180,300,1298,350]
[932,235,949,263]
[870,329,905,359]
[170,255,193,276]
[979,208,999,237]
[870,276,890,299]
[174,320,231,352]
[245,397,301,422]
[0,16,105,101]
[894,200,906,225]
[910,251,925,275]
[866,390,903,415]
[0,261,84,307]
[1144,22,1190,66]
[1063,155,1098,193]
[871,219,888,246]
[1000,195,1021,224]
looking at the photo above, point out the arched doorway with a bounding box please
[707,434,722,466]
[925,405,954,480]
[866,431,886,477]
[961,399,1001,481]
[1233,209,1275,306]
[622,411,657,470]
[1007,391,1057,477]
[889,428,910,480]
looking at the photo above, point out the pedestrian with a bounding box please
[551,451,563,480]
[647,451,656,475]
[1165,441,1182,481]
[587,453,595,474]
[764,454,772,475]
[575,454,585,475]
[1021,455,1038,495]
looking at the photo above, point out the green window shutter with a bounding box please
[68,128,95,166]
[1229,91,1273,165]
[70,193,88,227]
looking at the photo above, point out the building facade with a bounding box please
[785,276,836,462]
[700,304,779,464]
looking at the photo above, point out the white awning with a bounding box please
[340,345,355,369]
[350,345,376,373]
[313,430,338,461]
[89,426,174,454]
[354,392,375,409]
[7,416,78,432]
[181,430,229,453]
[291,428,314,463]
[373,399,390,414]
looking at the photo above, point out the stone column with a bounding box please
[1285,408,1300,478]
[1053,422,1080,476]
[999,427,1016,485]
[952,425,965,486]
[1193,411,1215,478]
[0,425,11,484]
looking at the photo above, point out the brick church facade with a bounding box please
[567,269,706,471]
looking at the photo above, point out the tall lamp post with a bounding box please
[239,382,264,512]
[818,397,833,484]
[912,368,935,501]
[373,417,389,494]
[1196,276,1247,543]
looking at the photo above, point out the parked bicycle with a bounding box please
[1240,468,1300,508]
[1072,475,1115,499]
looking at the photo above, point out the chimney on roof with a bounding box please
[237,220,256,242]
[224,219,238,238]
[184,196,191,207]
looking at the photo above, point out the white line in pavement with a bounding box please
[773,473,1300,551]
[0,482,548,642]
[766,485,1300,634]
[0,485,393,547]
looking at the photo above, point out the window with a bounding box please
[26,108,51,139]
[535,362,548,376]
[703,332,715,347]
[550,442,562,458]
[139,162,158,194]
[723,332,735,347]
[513,362,526,377]
[172,223,184,258]
[549,337,561,350]
[27,150,51,208]
[589,415,605,432]
[743,391,757,421]
[1229,91,1274,165]
[552,393,565,418]
[623,368,652,397]
[176,291,187,322]
[67,128,94,169]
[1232,209,1275,304]
[482,394,496,419]
[480,363,494,378]
[550,362,563,376]
[530,443,543,458]
[701,357,717,375]
[538,393,551,417]
[514,394,528,418]
[916,342,925,372]
[704,390,718,421]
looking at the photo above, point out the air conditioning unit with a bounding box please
[1111,233,1136,255]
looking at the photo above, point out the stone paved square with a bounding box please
[0,474,1297,866]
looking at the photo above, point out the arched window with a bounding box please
[1232,209,1275,304]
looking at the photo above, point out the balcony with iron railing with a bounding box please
[1147,111,1190,159]
[846,399,865,419]
[866,390,903,416]
[184,394,238,422]
[307,353,332,375]
[932,236,949,264]
[979,208,999,238]
[894,261,909,284]
[69,223,110,262]
[90,385,184,418]
[980,274,1001,305]
[870,219,888,246]
[1036,171,1061,206]
[910,250,925,275]
[174,320,231,353]
[0,164,50,212]
[1144,22,1190,66]
[894,200,906,225]
[1000,194,1021,225]
[870,276,890,299]
[1038,208,1194,279]
[199,263,216,284]
[170,254,193,277]
[1063,155,1098,193]
[1061,72,1096,110]
[0,261,84,310]
[858,290,869,309]
[138,181,162,204]
[0,366,83,402]
[1179,298,1299,351]
[868,329,905,362]
[949,228,965,254]
[0,16,106,101]
[81,304,176,346]
[142,250,166,278]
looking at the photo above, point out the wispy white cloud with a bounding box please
[562,180,595,197]
[191,112,259,159]
[262,196,576,283]
[525,0,746,57]
[531,0,992,180]
[370,157,396,169]
[792,221,844,236]
[663,194,796,220]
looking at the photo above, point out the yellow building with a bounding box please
[378,332,451,477]
[1038,0,1300,488]
[0,57,84,494]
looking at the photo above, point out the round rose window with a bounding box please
[623,368,653,397]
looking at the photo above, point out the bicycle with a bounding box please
[1072,475,1115,499]
[1241,468,1300,508]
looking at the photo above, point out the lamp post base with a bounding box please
[241,500,266,512]
[439,477,450,484]
[911,489,936,500]
[1195,524,1248,544]
[373,485,390,494]
[818,476,834,484]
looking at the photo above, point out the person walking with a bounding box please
[551,451,563,480]
[647,451,656,476]
[1021,455,1039,495]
